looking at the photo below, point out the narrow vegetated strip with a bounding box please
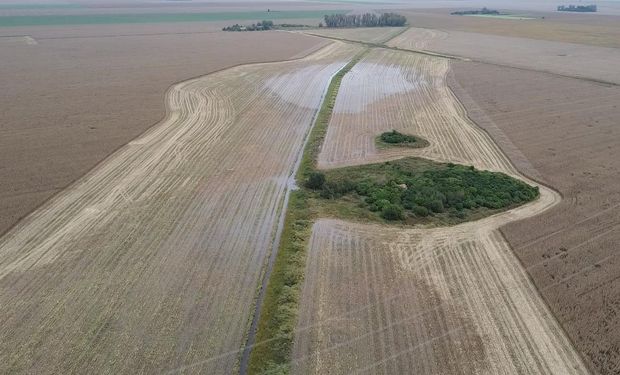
[246,48,368,375]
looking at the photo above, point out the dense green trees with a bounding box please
[380,130,418,144]
[222,20,274,31]
[451,8,500,15]
[557,4,597,12]
[323,12,406,28]
[305,158,539,222]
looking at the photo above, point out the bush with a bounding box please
[381,204,404,220]
[306,172,325,190]
[380,130,417,144]
[426,199,444,213]
[412,205,429,217]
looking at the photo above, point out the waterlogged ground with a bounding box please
[292,45,588,374]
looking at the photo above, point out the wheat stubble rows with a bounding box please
[0,42,361,374]
[293,48,588,374]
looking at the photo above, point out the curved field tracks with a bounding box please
[0,42,361,374]
[318,48,514,174]
[292,48,588,374]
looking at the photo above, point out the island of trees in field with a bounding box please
[557,4,597,12]
[451,7,500,16]
[322,12,406,28]
[222,20,274,31]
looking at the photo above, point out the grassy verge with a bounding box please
[247,50,367,375]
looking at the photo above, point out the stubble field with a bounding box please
[318,48,514,174]
[0,41,361,374]
[304,26,404,44]
[291,45,587,374]
[0,26,326,236]
[399,8,620,48]
[389,27,620,85]
[450,60,620,375]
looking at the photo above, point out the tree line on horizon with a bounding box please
[322,12,406,28]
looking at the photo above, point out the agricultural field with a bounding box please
[318,48,515,174]
[0,27,327,236]
[2,1,618,373]
[304,26,404,44]
[386,26,446,50]
[400,8,620,48]
[450,61,620,375]
[0,41,361,374]
[389,27,620,84]
[291,46,588,374]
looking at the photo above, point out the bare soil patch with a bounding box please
[0,26,326,235]
[450,60,620,375]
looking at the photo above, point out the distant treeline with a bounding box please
[557,4,597,12]
[222,20,274,31]
[322,12,406,28]
[451,7,499,15]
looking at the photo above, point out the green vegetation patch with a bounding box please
[306,158,539,224]
[376,129,428,149]
[0,9,349,27]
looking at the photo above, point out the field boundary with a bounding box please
[245,48,367,375]
[238,50,355,374]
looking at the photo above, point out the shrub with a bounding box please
[412,205,429,217]
[381,204,404,220]
[426,199,444,213]
[306,172,325,190]
[380,130,417,144]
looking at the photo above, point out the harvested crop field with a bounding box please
[450,60,620,374]
[399,9,620,48]
[0,41,361,374]
[304,26,404,44]
[0,27,327,236]
[293,216,586,374]
[292,47,587,374]
[389,27,620,84]
[318,48,515,174]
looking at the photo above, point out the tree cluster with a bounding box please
[305,160,539,222]
[222,20,274,32]
[322,12,406,28]
[451,7,500,15]
[380,130,417,145]
[557,4,597,12]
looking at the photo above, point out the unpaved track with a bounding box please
[292,47,588,374]
[0,42,361,374]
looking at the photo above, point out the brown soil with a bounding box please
[450,60,620,375]
[398,8,620,48]
[389,27,620,85]
[0,26,326,235]
[0,41,360,374]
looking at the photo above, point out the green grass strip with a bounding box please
[247,49,367,375]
